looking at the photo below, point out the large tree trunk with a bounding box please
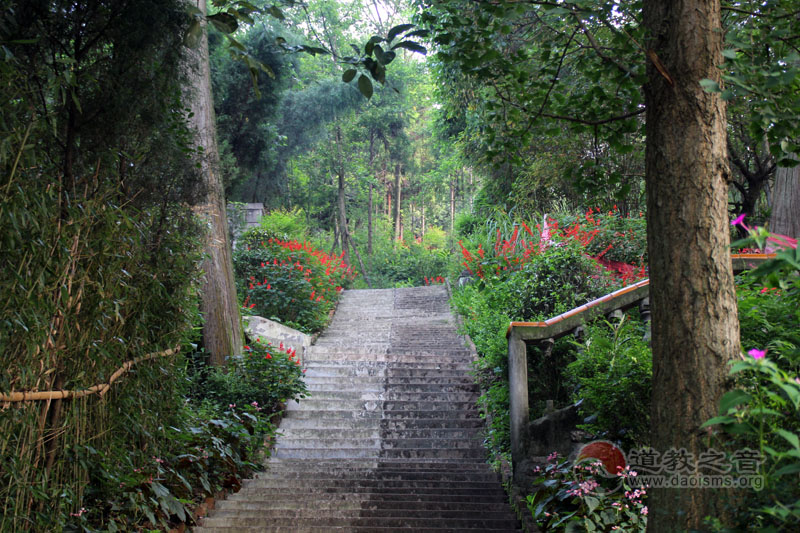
[643,1,740,529]
[187,0,242,365]
[770,162,800,238]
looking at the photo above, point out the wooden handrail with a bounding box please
[0,346,181,403]
[506,252,776,480]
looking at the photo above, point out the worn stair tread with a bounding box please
[198,286,521,532]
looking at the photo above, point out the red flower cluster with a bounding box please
[424,276,446,285]
[459,208,647,284]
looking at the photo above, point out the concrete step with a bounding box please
[197,286,521,532]
[198,516,520,529]
[278,428,482,440]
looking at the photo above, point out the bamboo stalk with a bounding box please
[0,347,180,403]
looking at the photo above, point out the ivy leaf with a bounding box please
[358,74,373,99]
[342,69,357,83]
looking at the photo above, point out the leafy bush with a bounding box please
[566,316,653,448]
[365,240,449,288]
[527,454,647,531]
[201,341,308,413]
[234,228,356,333]
[704,227,800,530]
[423,225,448,250]
[512,241,611,319]
[558,207,648,266]
[451,284,514,456]
[259,207,309,238]
[737,280,800,372]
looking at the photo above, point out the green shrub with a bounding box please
[566,316,652,448]
[451,284,514,456]
[202,341,308,413]
[366,241,449,288]
[512,241,611,320]
[558,208,648,265]
[259,206,309,238]
[737,279,800,373]
[527,455,647,531]
[423,225,448,250]
[234,229,355,333]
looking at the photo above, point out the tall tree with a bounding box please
[186,0,242,365]
[420,0,742,526]
[643,0,740,528]
[770,164,800,238]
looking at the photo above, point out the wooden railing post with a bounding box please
[508,330,529,476]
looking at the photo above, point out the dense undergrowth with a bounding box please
[450,210,800,530]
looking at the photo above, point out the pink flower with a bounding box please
[731,213,747,226]
[748,348,767,360]
[641,506,649,516]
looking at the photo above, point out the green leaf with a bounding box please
[718,389,752,415]
[374,44,386,64]
[776,429,800,450]
[700,415,736,428]
[342,69,357,83]
[184,19,203,47]
[208,12,238,34]
[774,463,800,476]
[357,74,373,99]
[721,49,738,59]
[391,41,427,55]
[699,78,721,92]
[387,24,415,43]
[585,495,600,514]
[267,5,285,20]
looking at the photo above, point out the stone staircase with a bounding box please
[194,286,523,532]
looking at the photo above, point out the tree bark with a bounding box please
[368,181,373,255]
[336,124,350,266]
[187,0,242,365]
[449,177,456,235]
[769,161,800,238]
[643,1,740,529]
[368,132,375,255]
[421,201,426,240]
[393,162,401,245]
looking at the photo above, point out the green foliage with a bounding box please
[365,240,450,288]
[234,228,354,333]
[527,456,647,532]
[512,242,611,320]
[0,175,204,530]
[703,356,800,530]
[566,316,653,448]
[703,231,800,530]
[737,282,800,372]
[199,342,308,414]
[559,208,648,266]
[74,399,276,531]
[258,207,310,239]
[451,284,513,456]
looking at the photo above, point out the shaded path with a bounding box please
[196,285,521,532]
